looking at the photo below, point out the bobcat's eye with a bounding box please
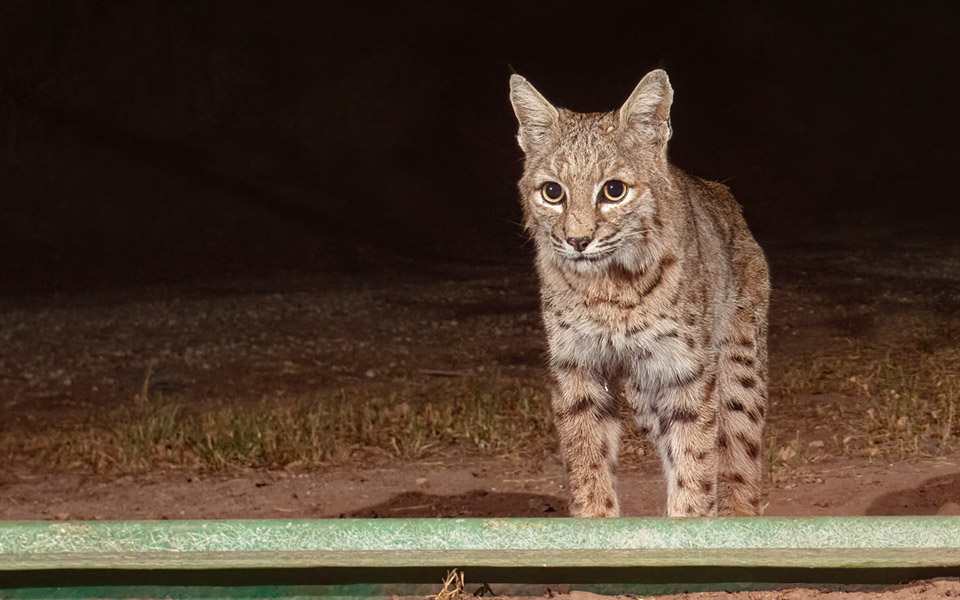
[540,182,565,204]
[601,180,628,203]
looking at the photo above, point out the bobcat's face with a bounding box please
[510,72,674,274]
[519,112,662,273]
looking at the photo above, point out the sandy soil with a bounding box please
[3,455,960,522]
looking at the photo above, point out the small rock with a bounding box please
[415,477,427,485]
[938,502,960,516]
[808,440,825,448]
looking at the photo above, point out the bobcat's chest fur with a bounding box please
[542,247,720,402]
[510,70,770,518]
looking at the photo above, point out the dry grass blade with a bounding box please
[432,569,466,600]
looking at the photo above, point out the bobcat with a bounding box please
[509,70,770,518]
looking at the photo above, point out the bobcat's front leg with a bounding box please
[551,361,622,517]
[655,366,721,518]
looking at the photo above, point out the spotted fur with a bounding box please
[510,70,770,518]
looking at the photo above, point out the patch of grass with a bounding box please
[8,375,556,473]
[863,354,959,458]
[772,344,960,460]
[8,343,957,475]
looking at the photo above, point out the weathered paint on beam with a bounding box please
[1,517,959,571]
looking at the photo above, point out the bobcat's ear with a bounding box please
[509,74,559,153]
[617,69,674,146]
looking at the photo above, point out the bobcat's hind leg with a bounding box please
[551,362,622,517]
[716,320,768,516]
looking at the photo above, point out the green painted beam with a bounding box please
[2,517,960,571]
[2,518,960,598]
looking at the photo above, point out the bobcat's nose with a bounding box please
[566,236,592,253]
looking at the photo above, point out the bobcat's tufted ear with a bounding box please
[509,74,559,153]
[617,69,674,147]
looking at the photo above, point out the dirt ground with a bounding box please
[1,227,959,597]
[3,454,960,521]
[475,583,960,599]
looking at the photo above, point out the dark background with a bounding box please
[1,1,957,293]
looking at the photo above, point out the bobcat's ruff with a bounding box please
[510,70,770,518]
